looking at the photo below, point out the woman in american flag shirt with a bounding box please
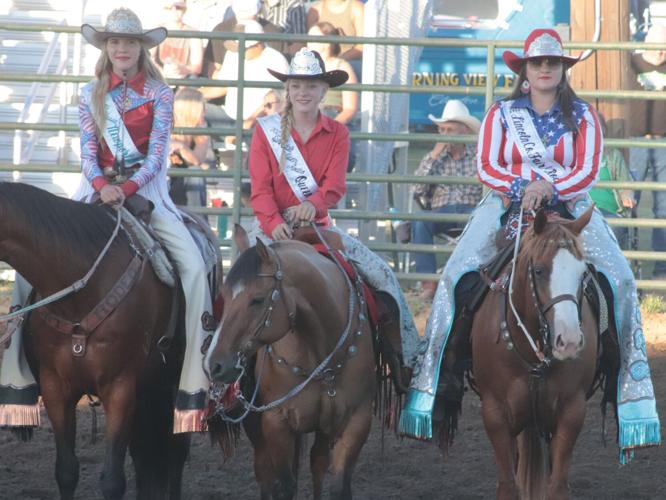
[401,29,660,454]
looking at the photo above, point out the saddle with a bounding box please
[122,196,220,288]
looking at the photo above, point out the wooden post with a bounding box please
[570,0,639,138]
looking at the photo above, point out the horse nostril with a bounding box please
[210,361,224,380]
[555,334,565,348]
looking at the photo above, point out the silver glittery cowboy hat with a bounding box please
[268,48,349,88]
[81,8,168,50]
[502,28,580,74]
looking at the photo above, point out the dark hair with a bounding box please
[506,63,580,134]
[316,21,342,57]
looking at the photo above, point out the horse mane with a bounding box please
[0,183,122,261]
[518,216,584,262]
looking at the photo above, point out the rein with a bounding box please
[502,207,591,440]
[0,207,123,346]
[218,224,360,421]
[506,207,586,366]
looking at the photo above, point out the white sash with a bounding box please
[257,114,319,202]
[500,101,560,183]
[99,92,144,166]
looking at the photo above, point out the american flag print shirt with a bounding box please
[477,96,603,201]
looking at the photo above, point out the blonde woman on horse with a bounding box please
[245,47,422,379]
[0,7,212,433]
[400,28,660,461]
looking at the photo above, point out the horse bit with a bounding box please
[503,208,591,371]
[216,226,367,423]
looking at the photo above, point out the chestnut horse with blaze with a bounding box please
[0,183,215,500]
[205,225,403,500]
[471,206,617,500]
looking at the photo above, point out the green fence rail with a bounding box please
[2,23,666,290]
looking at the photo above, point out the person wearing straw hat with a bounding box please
[400,28,660,463]
[244,47,423,382]
[411,99,482,301]
[0,7,214,434]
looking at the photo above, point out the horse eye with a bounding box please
[534,266,545,277]
[249,296,265,306]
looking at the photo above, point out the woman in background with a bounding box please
[169,87,213,206]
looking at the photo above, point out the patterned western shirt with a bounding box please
[412,145,482,209]
[260,0,307,33]
[477,96,602,201]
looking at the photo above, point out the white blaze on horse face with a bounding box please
[550,248,587,360]
[231,281,245,300]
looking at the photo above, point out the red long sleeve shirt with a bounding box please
[249,113,350,235]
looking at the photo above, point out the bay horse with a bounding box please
[205,225,391,500]
[0,183,193,499]
[471,206,613,500]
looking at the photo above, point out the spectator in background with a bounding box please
[169,88,213,206]
[630,23,666,278]
[262,89,285,117]
[203,0,261,78]
[307,21,358,171]
[307,0,364,77]
[588,113,635,249]
[411,100,482,301]
[260,0,308,57]
[200,20,288,142]
[153,0,204,79]
[630,0,652,40]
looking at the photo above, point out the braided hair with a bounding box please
[278,82,295,172]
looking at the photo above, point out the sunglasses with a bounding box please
[264,101,279,109]
[527,57,563,68]
[170,4,186,11]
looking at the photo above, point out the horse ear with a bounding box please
[255,238,272,263]
[533,208,548,234]
[233,224,250,252]
[566,204,595,236]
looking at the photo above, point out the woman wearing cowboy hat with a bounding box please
[245,47,422,383]
[76,8,213,433]
[401,28,660,461]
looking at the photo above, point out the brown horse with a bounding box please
[471,206,610,500]
[205,225,387,500]
[0,183,193,499]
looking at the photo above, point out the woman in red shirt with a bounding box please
[247,48,421,377]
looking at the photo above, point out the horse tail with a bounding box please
[516,426,548,500]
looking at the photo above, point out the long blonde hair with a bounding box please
[278,83,295,172]
[172,88,205,145]
[91,43,167,142]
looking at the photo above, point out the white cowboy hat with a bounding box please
[81,8,167,50]
[268,48,348,88]
[428,100,481,133]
